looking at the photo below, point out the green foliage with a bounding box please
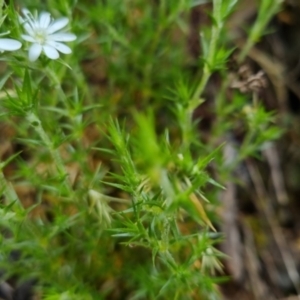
[0,0,284,299]
[239,0,284,61]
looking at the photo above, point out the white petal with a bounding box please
[21,34,36,43]
[18,15,25,24]
[0,39,22,51]
[28,43,42,61]
[23,22,35,36]
[47,18,69,34]
[39,12,51,28]
[43,45,59,60]
[22,8,32,19]
[47,32,76,42]
[22,9,37,30]
[46,41,71,54]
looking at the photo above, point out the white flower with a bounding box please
[19,9,76,62]
[0,38,22,53]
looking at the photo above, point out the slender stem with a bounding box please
[45,67,66,105]
[208,0,222,62]
[26,111,66,177]
[189,69,210,112]
[190,0,222,110]
[238,37,253,64]
[238,0,283,63]
[183,0,223,145]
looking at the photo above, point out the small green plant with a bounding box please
[0,0,283,299]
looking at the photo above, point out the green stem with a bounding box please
[26,111,66,177]
[238,36,253,64]
[183,0,223,145]
[189,69,210,112]
[238,0,283,63]
[45,67,66,105]
[190,0,222,110]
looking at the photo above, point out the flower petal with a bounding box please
[22,9,37,31]
[43,45,59,60]
[0,39,22,51]
[21,34,36,43]
[48,32,76,42]
[22,8,33,19]
[47,18,69,34]
[28,43,42,61]
[23,22,35,36]
[18,15,25,24]
[46,41,72,54]
[22,8,32,18]
[39,12,51,28]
